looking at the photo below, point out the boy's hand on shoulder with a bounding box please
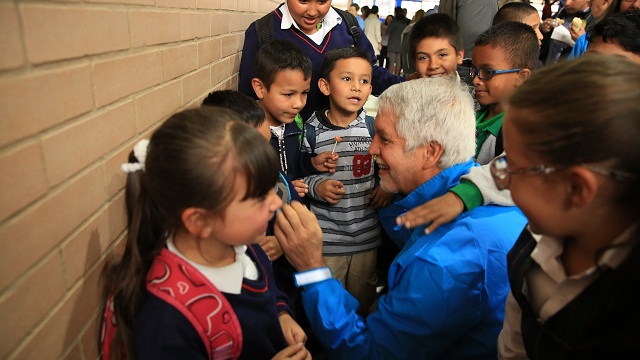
[369,185,394,209]
[317,179,345,204]
[312,151,339,173]
[396,192,464,235]
[292,179,308,198]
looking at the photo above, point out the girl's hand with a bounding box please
[259,235,283,261]
[292,179,308,198]
[278,312,307,345]
[396,192,464,235]
[316,179,345,204]
[271,343,311,360]
[312,151,339,173]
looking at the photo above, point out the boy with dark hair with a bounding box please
[472,21,539,165]
[201,89,305,321]
[302,46,391,315]
[251,40,338,195]
[587,10,640,64]
[493,2,544,47]
[408,13,465,79]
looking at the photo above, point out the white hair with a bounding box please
[377,77,476,168]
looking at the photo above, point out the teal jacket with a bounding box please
[300,160,527,359]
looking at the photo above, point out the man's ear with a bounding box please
[422,142,444,169]
[515,68,532,86]
[565,166,600,209]
[252,78,266,99]
[182,208,213,238]
[318,78,331,96]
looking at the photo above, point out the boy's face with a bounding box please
[414,37,464,78]
[319,57,373,116]
[348,5,358,17]
[287,0,332,34]
[472,44,526,110]
[522,12,543,48]
[253,69,311,126]
[587,37,640,65]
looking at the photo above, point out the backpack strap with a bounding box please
[364,115,375,139]
[335,7,360,46]
[304,122,317,153]
[255,11,275,48]
[146,249,243,360]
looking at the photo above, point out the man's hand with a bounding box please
[369,185,394,209]
[316,179,345,204]
[312,151,339,173]
[274,201,325,271]
[291,179,308,198]
[569,20,585,42]
[259,235,283,261]
[396,192,464,235]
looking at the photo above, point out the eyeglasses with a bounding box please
[469,65,522,81]
[489,154,637,190]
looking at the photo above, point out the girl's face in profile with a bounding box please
[287,0,332,34]
[208,173,282,246]
[501,108,569,237]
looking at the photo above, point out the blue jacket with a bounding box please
[239,5,403,120]
[300,160,527,359]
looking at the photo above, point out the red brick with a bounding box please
[0,3,25,70]
[21,5,129,64]
[0,142,48,222]
[42,100,136,186]
[0,65,93,147]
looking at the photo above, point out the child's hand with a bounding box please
[278,312,307,345]
[271,343,311,360]
[396,192,464,235]
[369,185,394,209]
[291,179,308,198]
[312,151,339,173]
[259,235,283,261]
[317,179,345,204]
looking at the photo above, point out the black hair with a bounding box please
[253,39,312,90]
[589,11,640,55]
[202,89,266,128]
[321,47,372,80]
[350,3,360,11]
[474,21,539,69]
[409,13,463,61]
[370,5,379,14]
[493,2,539,25]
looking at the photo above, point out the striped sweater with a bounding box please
[303,109,381,255]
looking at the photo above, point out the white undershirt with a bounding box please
[279,3,342,45]
[167,237,258,295]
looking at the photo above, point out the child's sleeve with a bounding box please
[449,164,514,211]
[238,22,260,100]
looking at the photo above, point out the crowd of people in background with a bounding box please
[99,0,640,359]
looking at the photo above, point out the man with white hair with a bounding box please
[275,77,527,359]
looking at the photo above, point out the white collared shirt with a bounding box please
[279,3,342,45]
[167,237,258,295]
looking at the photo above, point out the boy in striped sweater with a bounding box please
[302,47,393,315]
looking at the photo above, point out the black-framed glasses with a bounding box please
[469,65,522,81]
[489,154,637,190]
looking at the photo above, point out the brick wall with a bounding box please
[0,0,276,358]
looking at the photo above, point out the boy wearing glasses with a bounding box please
[471,21,540,165]
[395,21,539,237]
